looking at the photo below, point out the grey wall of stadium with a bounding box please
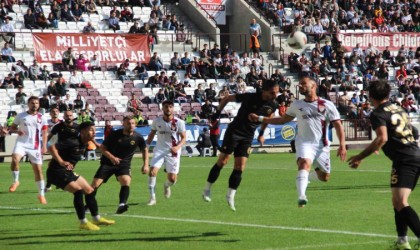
[180,0,274,52]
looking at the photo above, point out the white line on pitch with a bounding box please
[0,206,395,239]
[264,240,390,250]
[183,165,390,173]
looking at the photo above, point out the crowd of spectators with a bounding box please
[254,0,420,35]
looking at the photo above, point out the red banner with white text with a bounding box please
[337,32,420,51]
[32,33,150,64]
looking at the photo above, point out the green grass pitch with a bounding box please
[0,150,418,250]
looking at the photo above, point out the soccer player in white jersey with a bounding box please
[249,76,346,207]
[46,107,62,146]
[145,100,186,206]
[45,107,62,191]
[4,96,49,204]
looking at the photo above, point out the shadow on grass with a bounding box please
[6,231,238,245]
[0,212,63,217]
[0,232,113,241]
[308,184,388,191]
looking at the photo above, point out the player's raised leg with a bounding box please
[225,156,247,211]
[203,152,230,202]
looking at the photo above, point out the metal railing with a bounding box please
[342,119,372,141]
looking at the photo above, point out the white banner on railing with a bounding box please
[197,0,226,25]
[337,32,420,51]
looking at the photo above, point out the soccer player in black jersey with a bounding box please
[47,109,78,190]
[90,116,149,214]
[348,80,420,250]
[49,109,80,142]
[202,79,279,211]
[47,122,115,231]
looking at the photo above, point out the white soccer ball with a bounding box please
[286,31,308,49]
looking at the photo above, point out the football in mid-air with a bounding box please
[286,31,308,49]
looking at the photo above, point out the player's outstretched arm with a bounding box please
[212,94,236,120]
[248,113,294,125]
[347,126,388,169]
[332,120,346,161]
[145,129,156,146]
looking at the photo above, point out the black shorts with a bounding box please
[47,166,80,190]
[94,164,131,183]
[219,127,253,158]
[391,160,420,190]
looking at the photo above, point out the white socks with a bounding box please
[12,171,19,182]
[296,170,309,199]
[164,180,175,187]
[204,182,213,191]
[148,176,156,199]
[37,180,45,196]
[227,188,236,199]
[397,236,408,243]
[309,171,321,182]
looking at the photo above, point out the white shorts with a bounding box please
[296,143,331,173]
[150,150,181,174]
[13,144,43,165]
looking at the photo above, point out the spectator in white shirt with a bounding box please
[69,70,82,88]
[352,43,364,57]
[1,18,14,44]
[312,19,325,42]
[89,54,101,71]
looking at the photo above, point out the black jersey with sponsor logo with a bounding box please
[228,93,278,137]
[370,102,420,161]
[50,121,80,141]
[100,129,146,167]
[49,137,87,169]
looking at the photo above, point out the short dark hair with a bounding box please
[162,100,174,106]
[28,96,39,103]
[123,115,135,121]
[79,121,94,131]
[368,80,390,101]
[261,79,279,91]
